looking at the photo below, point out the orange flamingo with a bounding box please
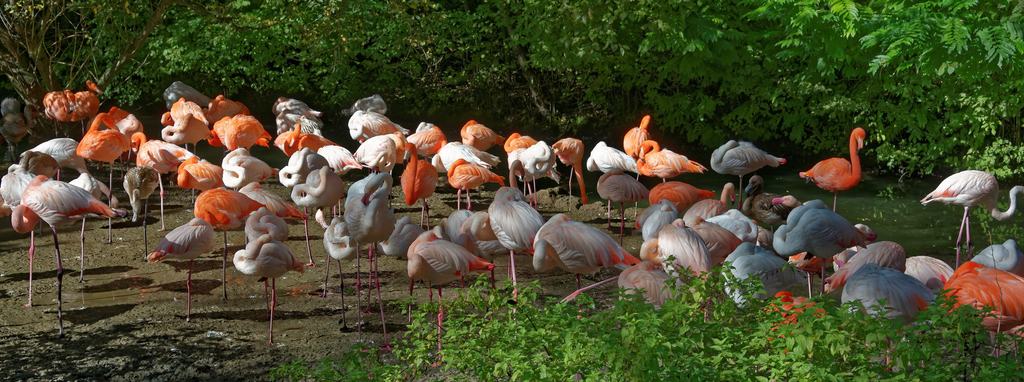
[799,127,866,211]
[274,122,336,157]
[503,133,537,154]
[407,122,447,157]
[161,98,210,147]
[401,143,438,227]
[193,188,263,300]
[946,261,1024,334]
[649,181,715,214]
[76,112,130,242]
[552,138,588,204]
[132,132,194,230]
[447,159,504,210]
[42,80,101,129]
[209,114,271,151]
[12,175,116,336]
[637,140,706,181]
[105,106,143,137]
[623,115,651,159]
[460,120,504,151]
[177,156,224,192]
[204,94,251,123]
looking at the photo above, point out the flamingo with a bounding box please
[503,133,538,153]
[245,207,289,242]
[42,80,100,130]
[2,164,33,304]
[431,142,501,172]
[773,200,875,295]
[637,140,706,180]
[77,112,131,242]
[204,94,250,124]
[638,199,678,241]
[706,209,759,243]
[176,157,224,194]
[649,181,714,214]
[448,159,504,210]
[552,138,587,203]
[345,172,397,347]
[508,141,560,203]
[104,106,144,137]
[123,166,158,255]
[682,183,735,227]
[323,216,359,325]
[825,241,907,293]
[407,122,447,157]
[193,188,263,300]
[533,213,640,293]
[741,175,798,227]
[402,144,438,227]
[147,217,216,321]
[163,81,210,109]
[233,233,305,344]
[69,172,118,281]
[2,98,31,161]
[161,98,210,147]
[973,239,1024,276]
[11,175,116,336]
[643,219,712,275]
[460,120,504,151]
[689,217,742,265]
[623,115,652,159]
[273,97,323,136]
[24,138,89,179]
[238,182,307,222]
[317,145,362,175]
[348,110,407,142]
[133,133,194,229]
[904,256,954,292]
[385,131,411,163]
[710,140,786,207]
[407,227,495,357]
[842,264,934,322]
[489,187,543,299]
[724,242,806,304]
[354,134,398,173]
[799,128,866,211]
[279,148,329,188]
[596,171,649,241]
[921,170,1023,267]
[946,261,1024,333]
[586,141,637,174]
[292,166,344,267]
[382,216,425,260]
[618,260,672,307]
[221,148,274,189]
[347,94,388,115]
[274,122,336,157]
[209,115,271,151]
[18,151,58,179]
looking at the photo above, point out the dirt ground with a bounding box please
[0,173,643,381]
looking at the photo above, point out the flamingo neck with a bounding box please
[11,205,39,233]
[992,186,1024,221]
[848,133,861,182]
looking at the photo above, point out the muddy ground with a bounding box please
[0,172,643,381]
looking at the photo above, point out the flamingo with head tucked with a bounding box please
[649,181,714,217]
[147,217,216,321]
[711,140,786,207]
[161,98,210,147]
[552,138,587,204]
[637,140,706,181]
[77,112,131,242]
[221,148,274,189]
[489,187,543,300]
[24,138,89,179]
[596,171,649,242]
[946,261,1024,334]
[348,110,407,142]
[345,172,397,348]
[408,122,447,157]
[533,214,640,294]
[623,115,652,159]
[682,183,735,227]
[233,233,304,344]
[204,94,250,124]
[799,128,865,211]
[274,122,336,157]
[209,114,271,152]
[193,188,263,300]
[460,120,504,151]
[921,170,1023,267]
[448,159,504,210]
[292,166,344,267]
[402,143,438,227]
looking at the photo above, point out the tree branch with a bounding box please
[96,0,178,88]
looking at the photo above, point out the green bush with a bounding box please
[270,271,1024,381]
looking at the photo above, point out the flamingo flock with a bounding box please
[2,82,1023,353]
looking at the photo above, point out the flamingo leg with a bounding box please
[966,207,974,259]
[955,206,969,268]
[567,168,573,198]
[456,189,461,210]
[509,249,518,301]
[142,200,148,258]
[269,278,276,345]
[420,202,426,228]
[356,244,363,330]
[339,260,348,330]
[576,274,582,290]
[303,208,315,267]
[51,225,65,337]
[106,163,113,243]
[222,231,228,301]
[25,225,35,307]
[832,192,838,212]
[606,200,612,229]
[321,253,332,298]
[158,172,166,230]
[737,175,744,209]
[467,189,472,210]
[560,275,619,303]
[372,243,390,350]
[186,260,193,322]
[437,287,444,360]
[806,271,813,297]
[407,279,414,324]
[79,217,86,282]
[619,202,625,244]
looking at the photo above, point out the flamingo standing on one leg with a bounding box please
[147,218,216,321]
[596,171,649,242]
[552,138,587,204]
[798,128,866,211]
[401,143,438,227]
[11,175,116,337]
[345,173,397,349]
[292,166,344,267]
[193,188,263,300]
[710,140,786,208]
[233,233,305,344]
[489,187,543,300]
[324,217,359,327]
[69,172,118,281]
[221,148,274,190]
[533,214,641,300]
[123,166,159,257]
[133,133,194,230]
[76,113,131,243]
[2,164,33,304]
[921,170,1023,267]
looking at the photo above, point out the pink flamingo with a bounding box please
[233,233,305,344]
[533,213,640,294]
[147,218,216,321]
[488,187,543,300]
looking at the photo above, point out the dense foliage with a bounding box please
[270,274,1024,381]
[3,1,1023,177]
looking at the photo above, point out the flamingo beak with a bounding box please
[857,137,864,150]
